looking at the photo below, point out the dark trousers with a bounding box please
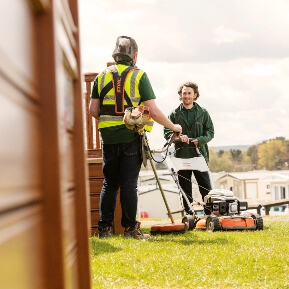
[98,137,142,229]
[178,170,212,213]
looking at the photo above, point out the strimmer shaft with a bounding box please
[142,133,175,224]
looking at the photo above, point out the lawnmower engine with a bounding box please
[203,189,248,216]
[187,189,264,232]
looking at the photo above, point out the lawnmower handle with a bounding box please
[174,137,202,155]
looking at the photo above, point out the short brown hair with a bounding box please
[178,82,200,100]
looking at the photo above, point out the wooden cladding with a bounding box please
[87,159,103,234]
[0,206,45,289]
[88,162,104,178]
[0,4,43,289]
[0,1,91,289]
[89,179,104,195]
[87,158,123,235]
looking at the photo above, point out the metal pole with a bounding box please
[142,133,175,224]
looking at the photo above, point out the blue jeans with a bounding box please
[98,137,142,229]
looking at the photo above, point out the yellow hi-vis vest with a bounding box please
[97,64,154,132]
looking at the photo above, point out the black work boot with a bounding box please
[124,222,150,240]
[98,226,112,239]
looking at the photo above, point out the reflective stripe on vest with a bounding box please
[98,64,154,132]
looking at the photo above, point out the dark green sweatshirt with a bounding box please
[164,102,214,162]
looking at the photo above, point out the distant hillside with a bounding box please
[210,145,250,152]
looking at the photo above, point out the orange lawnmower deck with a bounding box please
[218,216,256,230]
[186,211,263,232]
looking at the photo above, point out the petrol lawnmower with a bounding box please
[164,138,264,232]
[182,188,264,232]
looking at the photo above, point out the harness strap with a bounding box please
[109,66,134,114]
[99,81,113,109]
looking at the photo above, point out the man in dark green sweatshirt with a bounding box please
[164,81,214,214]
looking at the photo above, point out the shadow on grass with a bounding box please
[179,236,228,245]
[90,238,122,256]
[149,234,229,246]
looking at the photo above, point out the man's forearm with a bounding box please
[144,99,177,131]
[89,98,100,119]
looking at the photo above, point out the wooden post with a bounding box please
[84,73,98,149]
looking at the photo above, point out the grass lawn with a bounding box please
[90,217,289,289]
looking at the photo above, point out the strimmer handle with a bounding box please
[167,131,180,146]
[151,132,180,154]
[162,131,180,148]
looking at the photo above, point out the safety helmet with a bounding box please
[112,36,138,62]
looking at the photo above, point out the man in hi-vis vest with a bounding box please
[90,36,181,239]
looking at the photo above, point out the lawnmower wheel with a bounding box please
[206,215,221,232]
[182,215,196,230]
[252,214,264,230]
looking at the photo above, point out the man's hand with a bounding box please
[180,134,190,144]
[191,139,198,146]
[179,135,199,146]
[172,124,182,133]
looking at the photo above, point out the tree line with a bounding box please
[208,137,289,172]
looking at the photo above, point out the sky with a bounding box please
[79,0,289,149]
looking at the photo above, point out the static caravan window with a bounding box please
[274,186,279,200]
[274,185,286,200]
[281,186,286,199]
